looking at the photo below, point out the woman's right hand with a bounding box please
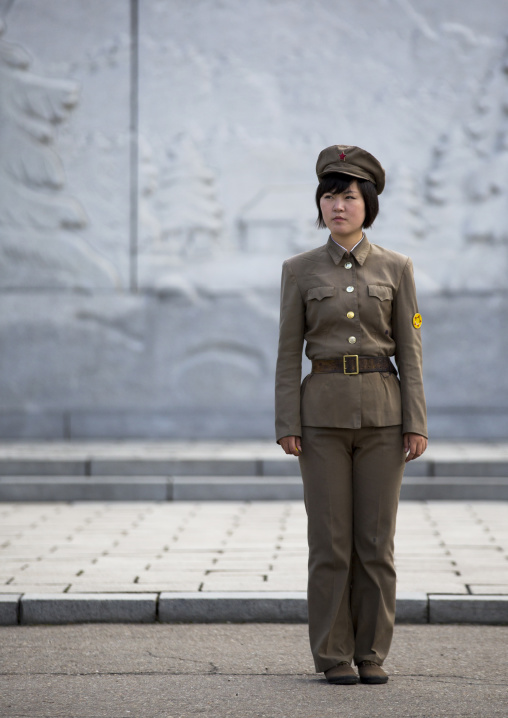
[279,435,302,457]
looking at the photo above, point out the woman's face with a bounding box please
[319,180,366,244]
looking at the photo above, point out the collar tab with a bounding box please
[326,235,371,265]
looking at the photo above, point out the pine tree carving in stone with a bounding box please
[155,134,223,260]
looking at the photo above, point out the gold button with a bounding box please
[347,311,355,319]
[346,286,354,293]
[348,336,357,344]
[344,262,352,269]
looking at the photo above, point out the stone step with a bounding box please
[1,474,508,501]
[1,441,508,477]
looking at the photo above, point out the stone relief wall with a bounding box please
[0,0,507,439]
[138,134,224,288]
[0,18,119,289]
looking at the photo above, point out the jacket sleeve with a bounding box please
[392,257,428,438]
[274,260,305,443]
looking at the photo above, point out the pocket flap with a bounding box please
[307,286,336,301]
[368,285,393,301]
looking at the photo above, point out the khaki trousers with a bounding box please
[298,425,406,672]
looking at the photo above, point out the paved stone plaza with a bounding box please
[1,500,507,625]
[1,440,508,624]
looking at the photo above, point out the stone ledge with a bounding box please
[1,475,507,501]
[0,441,506,478]
[2,592,503,625]
[0,594,21,625]
[0,461,86,477]
[433,461,508,477]
[159,591,308,623]
[2,459,508,479]
[394,592,428,623]
[158,591,430,624]
[19,593,158,624]
[400,476,508,500]
[429,595,508,624]
[91,459,261,477]
[172,477,303,501]
[0,476,169,501]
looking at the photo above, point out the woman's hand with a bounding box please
[279,435,302,457]
[403,433,428,462]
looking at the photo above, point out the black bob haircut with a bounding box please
[315,172,379,229]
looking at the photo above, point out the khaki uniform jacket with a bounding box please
[275,235,427,442]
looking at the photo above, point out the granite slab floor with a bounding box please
[0,501,507,596]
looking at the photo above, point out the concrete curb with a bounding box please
[429,595,508,624]
[0,594,21,625]
[0,592,506,625]
[159,592,308,623]
[394,592,428,623]
[20,593,158,624]
[1,475,508,501]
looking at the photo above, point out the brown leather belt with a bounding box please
[311,355,397,376]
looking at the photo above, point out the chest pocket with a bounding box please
[307,286,336,301]
[305,286,336,332]
[368,285,393,301]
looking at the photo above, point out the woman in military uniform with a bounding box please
[275,145,427,685]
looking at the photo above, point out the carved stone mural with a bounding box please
[1,0,508,439]
[138,134,224,289]
[420,42,508,292]
[0,17,120,289]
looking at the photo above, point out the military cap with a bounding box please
[316,145,385,194]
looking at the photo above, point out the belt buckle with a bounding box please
[343,354,359,375]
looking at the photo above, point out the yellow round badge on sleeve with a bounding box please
[412,313,422,329]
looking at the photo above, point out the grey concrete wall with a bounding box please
[0,0,507,439]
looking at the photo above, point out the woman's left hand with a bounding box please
[403,433,428,462]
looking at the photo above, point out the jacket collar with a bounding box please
[326,234,371,266]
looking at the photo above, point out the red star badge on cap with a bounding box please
[339,152,346,160]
